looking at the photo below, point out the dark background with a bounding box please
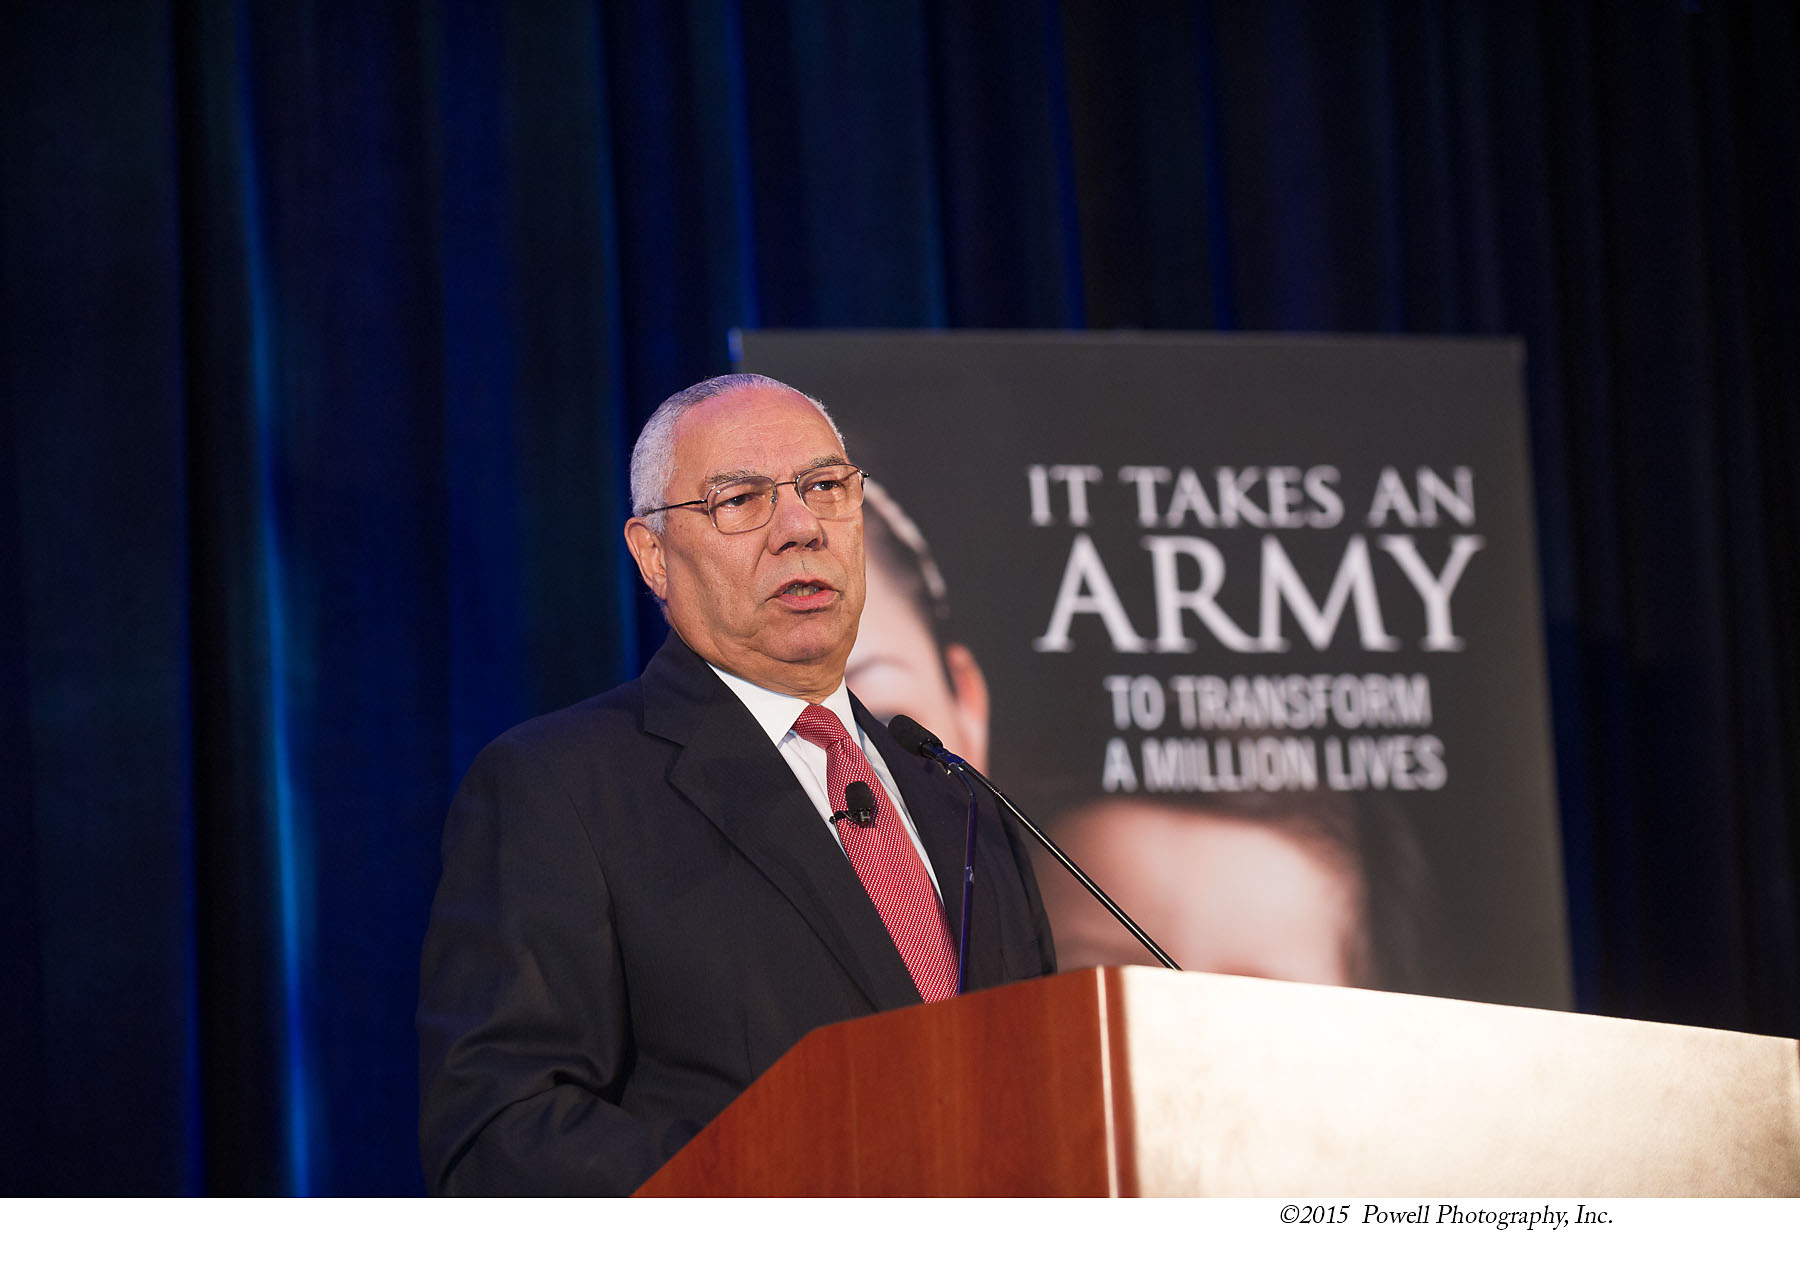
[3,0,1796,1195]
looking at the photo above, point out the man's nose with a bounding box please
[766,482,825,552]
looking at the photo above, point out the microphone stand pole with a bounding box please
[895,716,1180,973]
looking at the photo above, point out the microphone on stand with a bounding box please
[888,714,1182,973]
[830,780,877,828]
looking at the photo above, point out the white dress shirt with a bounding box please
[707,662,943,898]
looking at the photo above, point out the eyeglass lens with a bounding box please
[707,465,863,532]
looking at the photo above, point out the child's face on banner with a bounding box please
[846,554,990,772]
[1042,800,1365,985]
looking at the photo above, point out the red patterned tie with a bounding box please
[792,704,959,1002]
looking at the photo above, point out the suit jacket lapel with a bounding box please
[641,635,922,1012]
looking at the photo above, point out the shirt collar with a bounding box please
[706,661,858,747]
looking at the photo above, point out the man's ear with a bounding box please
[623,518,669,602]
[943,642,990,773]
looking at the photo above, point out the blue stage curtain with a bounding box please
[3,0,1796,1194]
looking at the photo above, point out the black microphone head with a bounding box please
[887,714,942,757]
[844,780,876,826]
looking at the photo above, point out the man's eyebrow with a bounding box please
[700,455,847,487]
[701,467,762,487]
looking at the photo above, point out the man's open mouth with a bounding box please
[782,582,826,597]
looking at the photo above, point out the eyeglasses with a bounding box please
[643,463,870,535]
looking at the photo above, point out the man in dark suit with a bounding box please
[417,373,1057,1195]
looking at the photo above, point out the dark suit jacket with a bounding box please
[417,632,1057,1195]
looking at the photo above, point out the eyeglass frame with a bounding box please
[640,462,873,534]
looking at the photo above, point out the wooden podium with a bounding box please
[637,968,1800,1196]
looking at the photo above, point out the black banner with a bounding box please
[739,331,1570,1010]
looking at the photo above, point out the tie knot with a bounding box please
[792,703,852,751]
